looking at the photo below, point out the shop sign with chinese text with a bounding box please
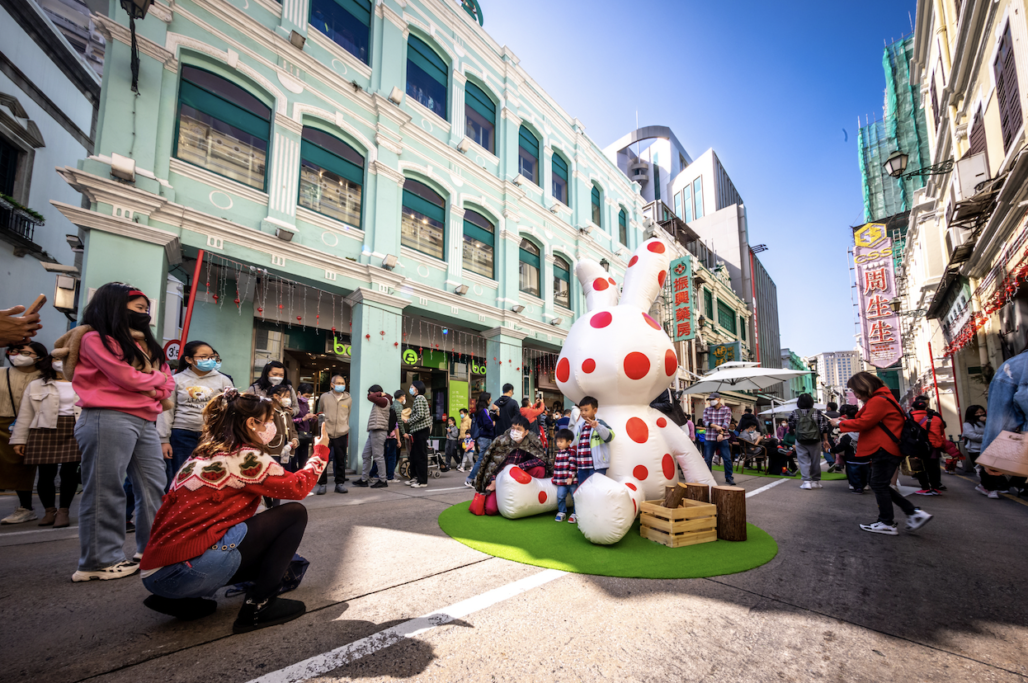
[709,342,741,370]
[670,256,695,342]
[853,223,903,368]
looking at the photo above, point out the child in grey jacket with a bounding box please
[444,416,460,471]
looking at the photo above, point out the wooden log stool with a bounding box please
[711,485,746,541]
[684,482,710,503]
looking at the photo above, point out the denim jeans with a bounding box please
[556,485,574,514]
[372,438,399,480]
[869,449,917,524]
[845,462,869,491]
[166,428,201,492]
[465,438,493,483]
[75,408,167,571]
[359,430,387,482]
[142,523,247,599]
[703,439,735,484]
[574,467,607,490]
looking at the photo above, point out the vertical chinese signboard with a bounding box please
[853,223,902,368]
[670,256,695,342]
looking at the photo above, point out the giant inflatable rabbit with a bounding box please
[555,237,716,543]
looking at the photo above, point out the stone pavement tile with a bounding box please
[86,557,539,683]
[0,495,490,683]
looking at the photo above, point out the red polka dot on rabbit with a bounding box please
[592,278,609,291]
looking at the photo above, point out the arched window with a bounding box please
[309,0,370,64]
[518,126,540,185]
[518,238,541,296]
[618,208,627,246]
[176,65,271,190]
[298,126,364,227]
[553,255,571,309]
[465,81,495,154]
[552,151,568,205]
[591,184,602,226]
[407,35,447,120]
[401,178,445,259]
[462,208,494,278]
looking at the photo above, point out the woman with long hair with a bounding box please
[142,390,329,632]
[10,351,81,527]
[249,360,298,416]
[54,283,175,581]
[158,340,234,491]
[831,372,932,536]
[963,404,1005,496]
[0,341,46,524]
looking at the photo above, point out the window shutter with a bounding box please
[519,127,539,157]
[300,138,364,185]
[337,0,371,26]
[465,81,495,121]
[591,186,600,206]
[967,107,987,158]
[930,75,941,130]
[995,25,1023,153]
[179,79,271,141]
[408,36,447,87]
[552,153,568,181]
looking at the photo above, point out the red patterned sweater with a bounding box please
[140,444,328,570]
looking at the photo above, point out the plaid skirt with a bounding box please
[23,415,81,465]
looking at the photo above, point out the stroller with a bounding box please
[397,435,443,480]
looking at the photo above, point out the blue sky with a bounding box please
[484,0,918,358]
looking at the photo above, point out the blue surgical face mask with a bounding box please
[195,359,218,372]
[334,384,346,393]
[214,361,222,372]
[409,386,416,396]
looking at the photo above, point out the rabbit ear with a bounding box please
[576,259,619,311]
[620,238,672,310]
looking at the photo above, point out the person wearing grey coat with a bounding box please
[354,386,391,487]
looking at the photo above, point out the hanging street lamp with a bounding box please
[883,149,954,180]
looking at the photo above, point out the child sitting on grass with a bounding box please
[551,428,577,523]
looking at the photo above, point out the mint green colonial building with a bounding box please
[57,0,645,465]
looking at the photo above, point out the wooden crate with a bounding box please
[639,498,718,548]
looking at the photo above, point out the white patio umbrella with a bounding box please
[681,365,812,395]
[758,401,827,416]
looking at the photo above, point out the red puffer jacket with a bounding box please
[838,388,905,458]
[910,409,947,448]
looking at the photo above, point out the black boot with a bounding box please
[144,595,217,621]
[232,596,306,634]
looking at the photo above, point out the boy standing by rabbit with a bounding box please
[571,396,614,486]
[552,428,577,523]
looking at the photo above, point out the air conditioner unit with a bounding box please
[954,152,989,201]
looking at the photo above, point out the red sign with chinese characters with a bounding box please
[853,223,902,368]
[670,256,695,342]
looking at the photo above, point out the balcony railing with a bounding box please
[0,195,45,257]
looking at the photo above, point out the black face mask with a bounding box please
[127,311,151,330]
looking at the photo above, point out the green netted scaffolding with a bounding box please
[857,35,931,222]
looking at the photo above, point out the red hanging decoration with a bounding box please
[366,334,371,340]
[297,316,302,322]
[257,307,263,313]
[233,298,240,306]
[331,327,336,333]
[212,294,218,302]
[394,342,399,347]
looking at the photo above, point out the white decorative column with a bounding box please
[446,205,466,285]
[450,70,467,145]
[262,115,303,237]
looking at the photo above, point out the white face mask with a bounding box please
[9,355,36,367]
[51,360,64,374]
[510,429,526,443]
[269,376,284,385]
[280,398,292,408]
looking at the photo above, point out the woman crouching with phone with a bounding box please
[140,389,329,633]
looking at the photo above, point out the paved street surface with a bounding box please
[3,467,1027,682]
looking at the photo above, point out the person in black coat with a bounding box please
[738,407,761,433]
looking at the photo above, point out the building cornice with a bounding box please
[51,200,182,265]
[346,287,411,310]
[483,326,528,341]
[94,14,176,70]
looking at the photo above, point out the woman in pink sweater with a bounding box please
[63,283,175,582]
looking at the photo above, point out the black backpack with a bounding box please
[875,395,932,459]
[388,405,398,435]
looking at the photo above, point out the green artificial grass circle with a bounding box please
[712,464,848,480]
[439,501,778,579]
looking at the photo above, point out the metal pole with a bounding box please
[948,350,962,419]
[927,341,943,412]
[179,249,205,349]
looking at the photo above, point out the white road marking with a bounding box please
[0,526,79,537]
[245,568,567,683]
[746,478,791,498]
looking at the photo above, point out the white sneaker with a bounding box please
[988,490,1000,499]
[860,521,898,536]
[975,484,990,496]
[905,509,933,532]
[813,481,823,489]
[72,560,141,582]
[409,482,425,488]
[1,507,38,524]
[800,482,813,490]
[404,480,414,486]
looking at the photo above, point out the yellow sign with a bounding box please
[854,223,887,248]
